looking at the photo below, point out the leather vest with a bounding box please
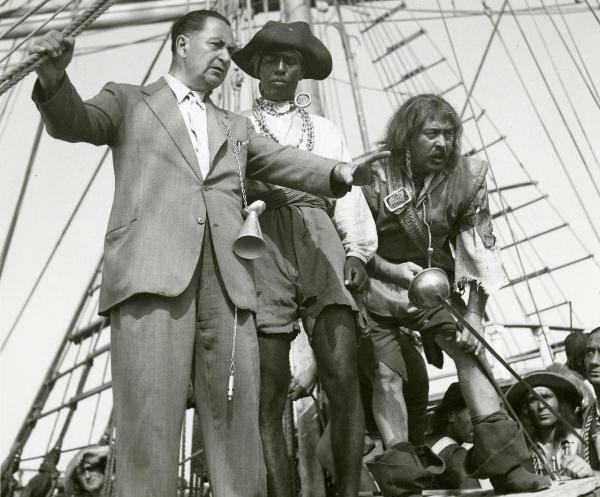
[363,156,489,267]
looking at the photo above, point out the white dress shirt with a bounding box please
[246,106,378,262]
[164,73,211,179]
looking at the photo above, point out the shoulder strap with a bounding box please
[395,203,455,273]
[385,164,455,272]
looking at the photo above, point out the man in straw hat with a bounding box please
[360,94,551,493]
[28,10,388,497]
[232,21,389,497]
[506,365,592,479]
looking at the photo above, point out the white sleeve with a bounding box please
[328,125,378,262]
[333,186,378,263]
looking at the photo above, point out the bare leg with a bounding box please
[434,336,500,417]
[311,305,364,497]
[258,333,294,497]
[372,362,409,448]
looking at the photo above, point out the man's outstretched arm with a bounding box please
[30,30,122,146]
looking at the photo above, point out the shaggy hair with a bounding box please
[383,94,463,180]
[170,10,231,54]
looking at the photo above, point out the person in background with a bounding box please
[506,366,592,480]
[232,21,377,497]
[64,446,109,497]
[427,382,481,489]
[581,327,600,472]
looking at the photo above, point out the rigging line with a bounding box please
[44,280,98,452]
[353,0,424,95]
[507,2,600,204]
[582,0,600,26]
[484,6,600,245]
[349,0,419,95]
[497,204,570,327]
[0,33,170,352]
[87,333,110,444]
[458,0,509,119]
[0,151,107,353]
[435,0,548,333]
[0,0,117,95]
[548,0,600,106]
[0,80,22,142]
[525,0,600,175]
[0,0,53,40]
[0,0,77,66]
[484,113,600,273]
[0,118,43,281]
[45,337,85,451]
[507,213,582,326]
[341,3,403,103]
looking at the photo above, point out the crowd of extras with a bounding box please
[14,328,600,497]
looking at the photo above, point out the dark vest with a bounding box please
[362,156,489,268]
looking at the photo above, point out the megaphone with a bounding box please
[233,200,267,260]
[407,267,451,310]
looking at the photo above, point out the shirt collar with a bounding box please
[164,73,206,108]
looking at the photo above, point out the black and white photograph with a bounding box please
[1,1,599,496]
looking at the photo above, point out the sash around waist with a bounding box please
[248,187,331,212]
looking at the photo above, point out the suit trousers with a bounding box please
[110,228,265,497]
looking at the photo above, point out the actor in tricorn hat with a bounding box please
[233,21,393,497]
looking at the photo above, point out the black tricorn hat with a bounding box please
[232,21,332,80]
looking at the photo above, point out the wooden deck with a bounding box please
[421,477,600,497]
[357,476,600,497]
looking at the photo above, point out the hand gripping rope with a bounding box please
[0,0,117,97]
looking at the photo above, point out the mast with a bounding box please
[281,0,323,116]
[332,0,369,150]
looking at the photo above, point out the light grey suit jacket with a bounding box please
[34,76,344,314]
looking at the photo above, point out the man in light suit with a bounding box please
[29,10,387,497]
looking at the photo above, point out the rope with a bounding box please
[582,0,600,26]
[506,1,600,243]
[546,0,600,108]
[458,0,509,119]
[522,0,600,177]
[0,118,43,281]
[0,0,78,66]
[0,0,117,96]
[0,0,55,40]
[0,32,169,353]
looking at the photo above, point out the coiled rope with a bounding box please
[0,0,117,96]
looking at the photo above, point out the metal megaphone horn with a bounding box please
[233,200,267,260]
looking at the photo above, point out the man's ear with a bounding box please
[176,35,189,57]
[447,411,456,424]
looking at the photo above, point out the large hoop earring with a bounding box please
[294,91,311,108]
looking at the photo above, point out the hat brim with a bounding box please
[232,22,332,80]
[505,371,582,410]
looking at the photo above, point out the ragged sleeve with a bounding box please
[454,181,506,295]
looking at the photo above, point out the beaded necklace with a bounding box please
[252,97,315,151]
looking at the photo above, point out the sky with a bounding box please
[1,0,599,469]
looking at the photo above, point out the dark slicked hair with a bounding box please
[170,10,231,54]
[384,94,463,179]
